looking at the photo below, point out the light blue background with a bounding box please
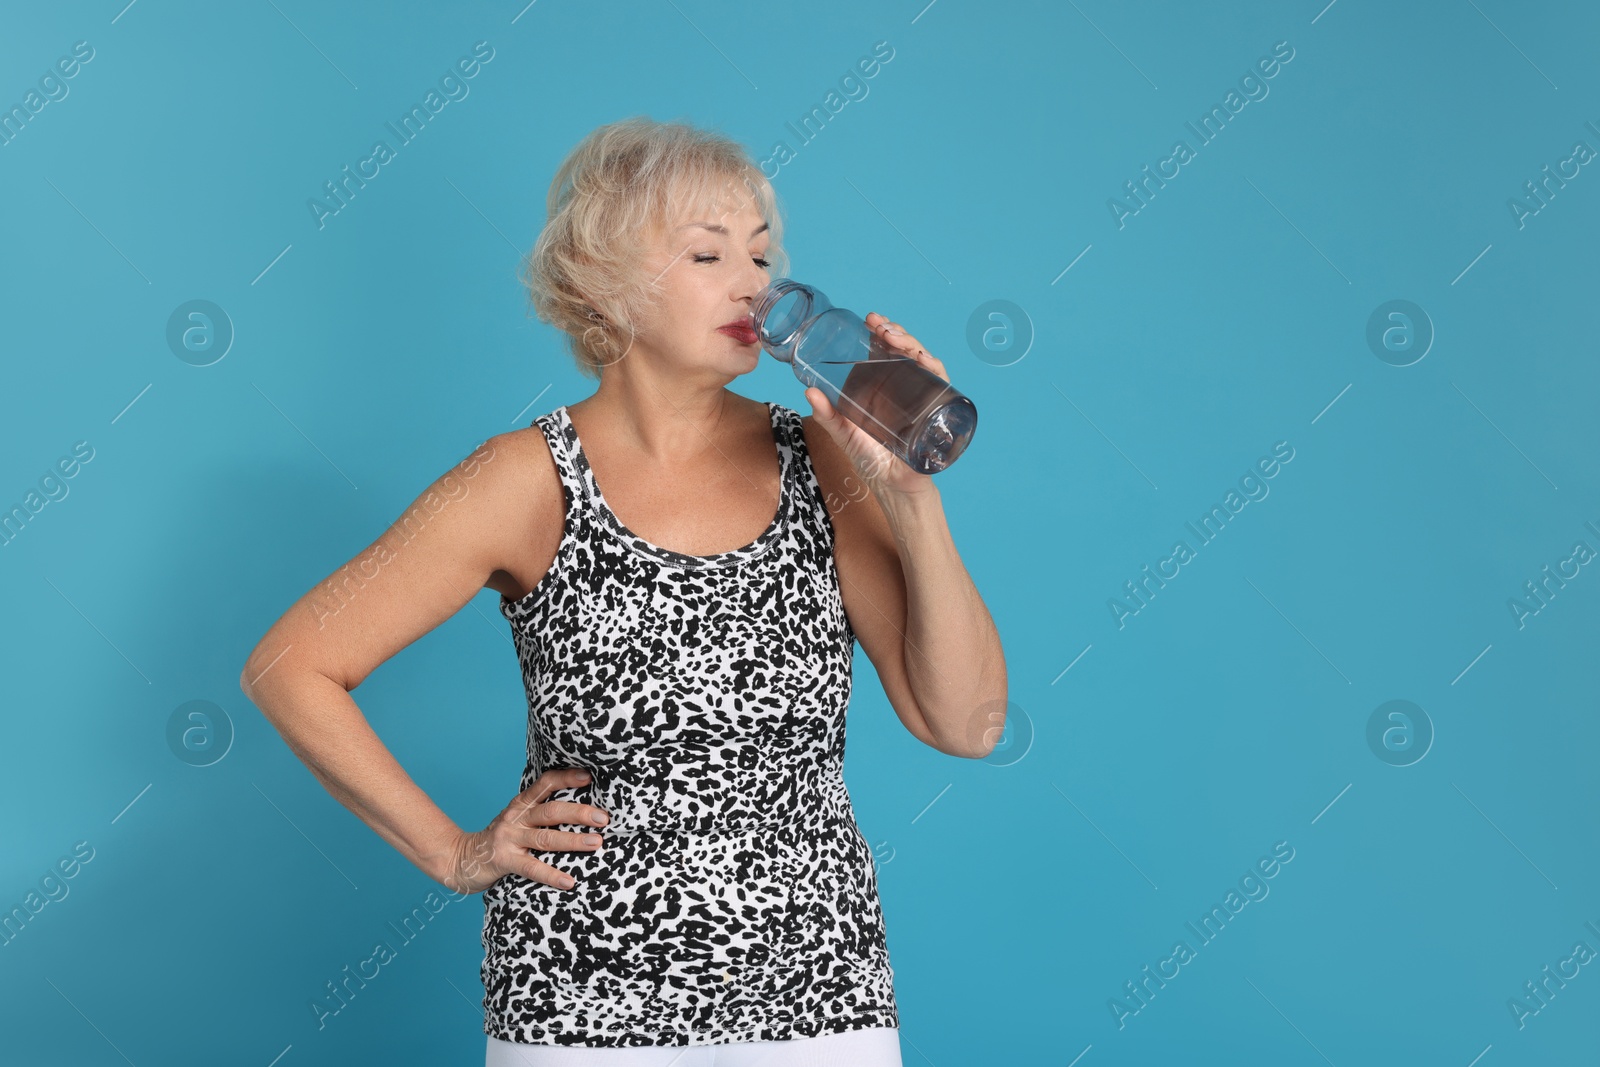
[3,1,1598,1063]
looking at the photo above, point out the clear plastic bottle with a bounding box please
[749,278,978,474]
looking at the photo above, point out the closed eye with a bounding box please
[693,253,771,268]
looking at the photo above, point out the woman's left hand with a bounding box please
[804,311,950,499]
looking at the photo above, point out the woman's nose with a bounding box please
[737,263,768,300]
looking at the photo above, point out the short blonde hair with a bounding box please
[520,116,790,379]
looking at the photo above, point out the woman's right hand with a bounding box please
[440,767,609,894]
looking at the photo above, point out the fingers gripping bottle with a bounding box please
[749,278,978,475]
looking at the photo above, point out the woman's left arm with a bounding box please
[804,312,1008,759]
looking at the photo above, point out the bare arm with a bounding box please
[239,431,593,890]
[802,414,1008,759]
[241,667,469,884]
[800,311,1007,759]
[873,482,1008,755]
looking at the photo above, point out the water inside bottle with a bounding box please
[810,335,977,474]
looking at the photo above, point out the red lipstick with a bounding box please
[718,319,759,345]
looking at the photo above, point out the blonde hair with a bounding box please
[520,116,790,379]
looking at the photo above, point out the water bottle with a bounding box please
[749,278,978,475]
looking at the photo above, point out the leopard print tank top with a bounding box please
[483,400,899,1047]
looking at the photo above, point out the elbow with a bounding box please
[239,665,273,704]
[935,738,995,761]
[923,724,995,762]
[943,690,1013,760]
[238,656,260,700]
[239,665,275,717]
[238,643,294,706]
[239,640,273,701]
[954,734,999,761]
[907,715,977,759]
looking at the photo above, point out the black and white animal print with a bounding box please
[483,401,898,1047]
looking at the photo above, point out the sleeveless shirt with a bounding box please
[482,400,899,1048]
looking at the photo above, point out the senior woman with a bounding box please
[240,116,1006,1066]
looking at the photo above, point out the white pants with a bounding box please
[485,1026,903,1066]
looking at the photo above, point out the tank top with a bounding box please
[482,400,898,1048]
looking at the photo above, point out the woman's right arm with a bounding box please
[237,430,604,893]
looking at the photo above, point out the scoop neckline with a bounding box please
[558,401,792,569]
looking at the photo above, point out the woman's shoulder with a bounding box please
[471,416,570,601]
[464,413,572,533]
[495,410,567,478]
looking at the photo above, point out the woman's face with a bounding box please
[630,192,773,378]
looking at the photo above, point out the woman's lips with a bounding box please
[718,324,759,345]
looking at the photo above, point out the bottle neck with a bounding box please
[751,279,831,363]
